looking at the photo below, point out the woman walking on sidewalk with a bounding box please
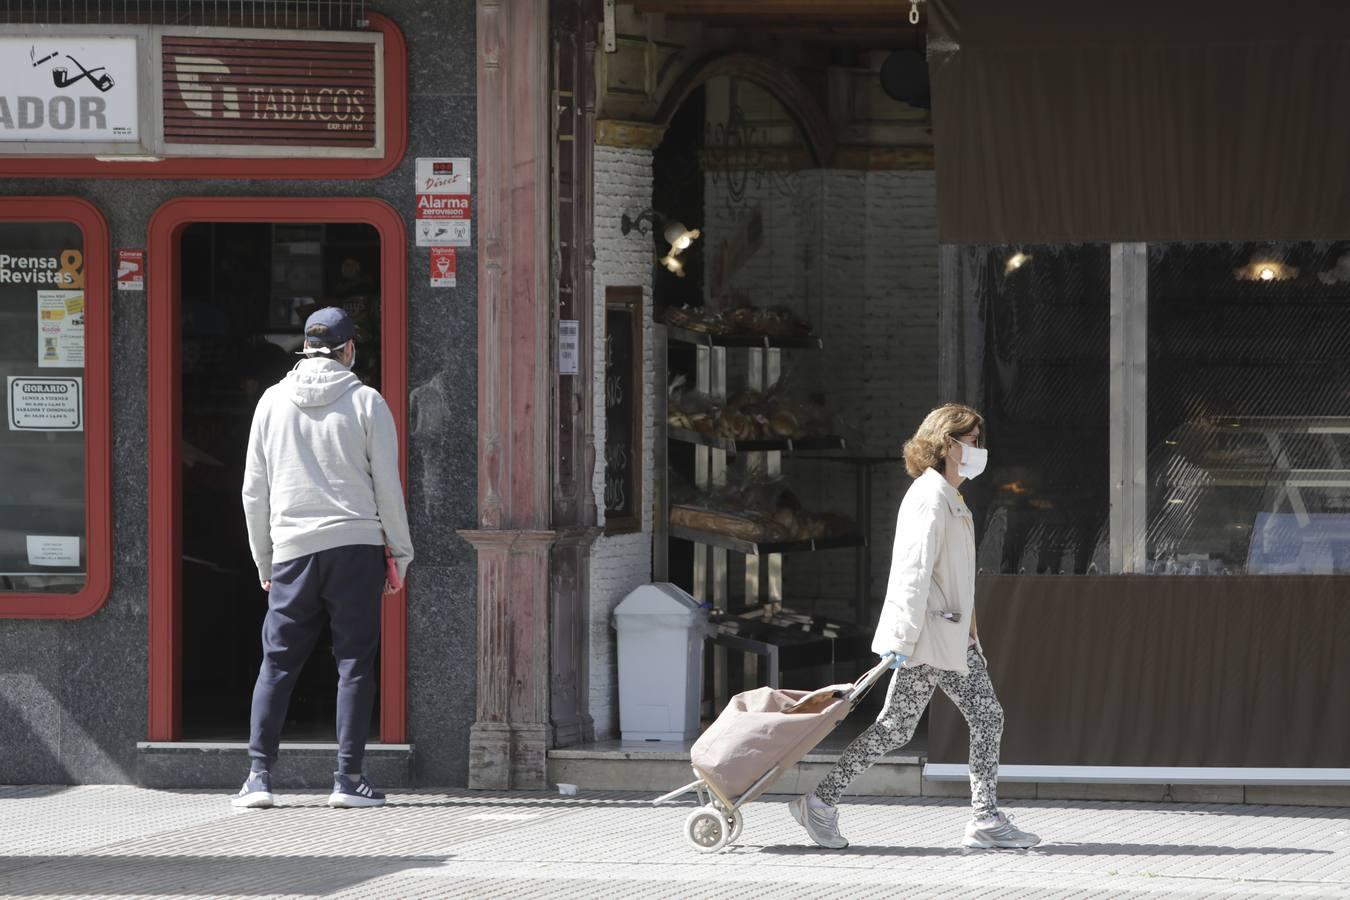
[790,404,1040,850]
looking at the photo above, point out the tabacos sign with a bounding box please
[160,34,382,156]
[0,27,384,159]
[0,38,139,142]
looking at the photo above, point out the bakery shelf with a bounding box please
[667,427,847,455]
[670,523,866,555]
[664,323,823,349]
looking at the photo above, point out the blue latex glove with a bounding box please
[881,652,907,670]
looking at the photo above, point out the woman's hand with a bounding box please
[881,651,907,670]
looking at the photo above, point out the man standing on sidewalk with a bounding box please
[235,306,413,810]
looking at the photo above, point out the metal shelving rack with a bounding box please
[653,322,871,705]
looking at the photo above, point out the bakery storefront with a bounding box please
[0,2,480,787]
[923,0,1350,786]
[579,0,1349,792]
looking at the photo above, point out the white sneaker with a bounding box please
[327,772,386,809]
[230,771,274,809]
[788,794,849,849]
[963,811,1040,849]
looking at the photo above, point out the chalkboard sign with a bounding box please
[604,287,643,533]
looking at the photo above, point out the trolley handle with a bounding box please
[845,654,896,705]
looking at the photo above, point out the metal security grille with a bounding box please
[0,1,368,28]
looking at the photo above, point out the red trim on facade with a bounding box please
[0,13,407,181]
[146,197,409,742]
[0,198,112,620]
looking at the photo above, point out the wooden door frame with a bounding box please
[146,196,409,742]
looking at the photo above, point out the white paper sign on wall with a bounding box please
[559,320,580,375]
[0,38,140,142]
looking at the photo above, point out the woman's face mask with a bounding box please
[952,438,988,480]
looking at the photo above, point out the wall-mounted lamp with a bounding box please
[665,221,700,253]
[620,208,659,237]
[622,208,701,278]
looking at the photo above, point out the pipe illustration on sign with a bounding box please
[51,56,116,93]
[1,38,138,142]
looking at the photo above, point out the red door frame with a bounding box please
[146,197,409,742]
[0,197,111,619]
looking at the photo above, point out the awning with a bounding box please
[929,1,1350,243]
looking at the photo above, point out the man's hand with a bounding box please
[260,580,271,592]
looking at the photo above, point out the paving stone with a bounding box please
[0,787,1346,899]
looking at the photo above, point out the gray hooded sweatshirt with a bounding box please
[242,357,413,584]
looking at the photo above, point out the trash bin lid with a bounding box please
[613,582,704,618]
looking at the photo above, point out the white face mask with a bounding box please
[954,440,988,480]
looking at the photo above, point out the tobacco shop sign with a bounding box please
[0,26,384,159]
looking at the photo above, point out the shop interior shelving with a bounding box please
[663,323,824,350]
[669,522,867,556]
[666,427,847,456]
[654,321,872,703]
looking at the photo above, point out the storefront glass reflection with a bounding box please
[962,245,1112,575]
[1147,242,1350,574]
[0,220,87,595]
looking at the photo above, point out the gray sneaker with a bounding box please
[963,811,1040,849]
[788,794,849,849]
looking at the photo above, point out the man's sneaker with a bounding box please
[327,772,386,809]
[788,794,849,849]
[230,771,274,809]
[963,811,1041,849]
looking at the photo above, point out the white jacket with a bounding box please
[871,467,976,673]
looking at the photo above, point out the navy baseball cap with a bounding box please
[303,306,356,350]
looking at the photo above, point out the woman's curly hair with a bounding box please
[902,403,985,479]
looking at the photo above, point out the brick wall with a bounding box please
[588,145,655,739]
[702,169,941,619]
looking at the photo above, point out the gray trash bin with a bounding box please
[613,583,707,742]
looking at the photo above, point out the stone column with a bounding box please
[547,0,602,750]
[462,0,556,790]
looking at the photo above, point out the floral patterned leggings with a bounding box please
[813,645,1004,818]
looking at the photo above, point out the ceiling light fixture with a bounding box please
[1234,261,1297,281]
[1005,251,1031,275]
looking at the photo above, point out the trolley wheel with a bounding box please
[727,809,744,845]
[684,805,730,853]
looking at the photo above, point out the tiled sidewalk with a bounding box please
[1,786,1347,898]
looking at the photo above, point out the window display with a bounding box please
[961,245,1112,575]
[1147,242,1350,574]
[0,219,89,595]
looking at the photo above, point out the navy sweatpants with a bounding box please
[248,544,385,776]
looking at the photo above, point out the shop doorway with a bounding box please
[147,198,408,744]
[178,221,383,739]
